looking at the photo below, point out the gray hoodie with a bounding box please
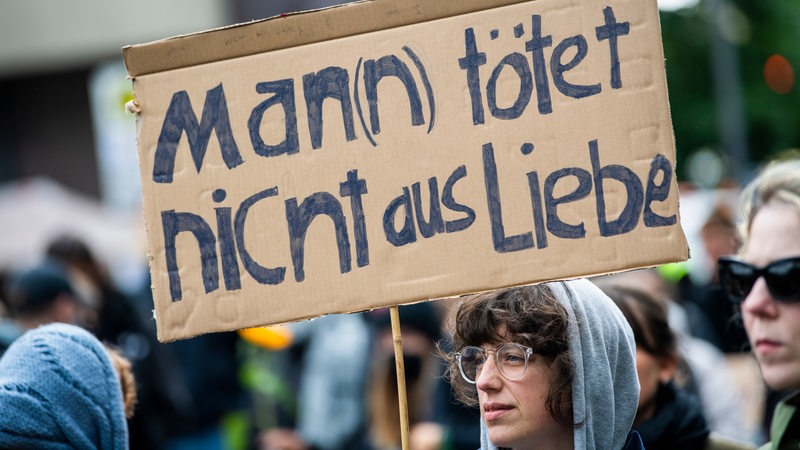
[480,279,640,450]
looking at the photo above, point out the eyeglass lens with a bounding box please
[719,257,800,303]
[457,343,532,384]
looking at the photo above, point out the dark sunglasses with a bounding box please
[718,256,800,303]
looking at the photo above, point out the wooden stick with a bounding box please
[390,305,411,450]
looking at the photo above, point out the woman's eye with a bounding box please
[503,353,524,364]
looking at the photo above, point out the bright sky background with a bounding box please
[658,0,700,12]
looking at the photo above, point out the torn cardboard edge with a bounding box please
[122,0,532,77]
[162,262,683,342]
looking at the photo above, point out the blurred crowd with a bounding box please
[0,156,797,450]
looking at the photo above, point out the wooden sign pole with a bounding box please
[390,305,411,450]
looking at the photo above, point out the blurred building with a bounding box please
[0,0,347,203]
[0,0,347,285]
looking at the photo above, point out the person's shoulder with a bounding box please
[758,391,800,450]
[704,433,756,450]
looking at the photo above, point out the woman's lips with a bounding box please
[483,402,513,421]
[755,338,782,355]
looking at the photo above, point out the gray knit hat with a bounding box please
[0,323,129,449]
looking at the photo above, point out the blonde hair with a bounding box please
[739,157,800,252]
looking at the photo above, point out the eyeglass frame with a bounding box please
[718,256,800,304]
[455,342,534,384]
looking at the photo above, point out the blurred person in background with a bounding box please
[0,322,136,450]
[410,376,481,450]
[45,234,151,354]
[687,205,750,353]
[2,258,96,354]
[258,313,372,450]
[46,234,182,450]
[410,333,481,450]
[594,268,760,444]
[159,331,250,450]
[366,303,442,450]
[718,158,800,449]
[600,283,754,450]
[129,271,250,450]
[0,269,16,346]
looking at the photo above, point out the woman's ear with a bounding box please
[657,355,678,383]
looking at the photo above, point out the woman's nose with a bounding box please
[742,277,778,318]
[475,354,501,390]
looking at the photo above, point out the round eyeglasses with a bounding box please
[455,342,534,384]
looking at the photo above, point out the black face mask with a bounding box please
[388,354,423,384]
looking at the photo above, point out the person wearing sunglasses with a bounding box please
[717,158,800,450]
[440,279,644,450]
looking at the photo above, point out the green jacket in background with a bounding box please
[759,391,799,450]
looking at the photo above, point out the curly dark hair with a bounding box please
[439,284,573,426]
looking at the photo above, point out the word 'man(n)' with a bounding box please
[152,52,431,184]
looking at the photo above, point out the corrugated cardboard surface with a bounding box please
[126,0,688,341]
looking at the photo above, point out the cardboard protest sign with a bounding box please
[124,0,688,342]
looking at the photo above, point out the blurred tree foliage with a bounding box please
[660,0,800,181]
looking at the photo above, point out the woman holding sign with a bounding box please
[441,279,644,450]
[717,158,800,449]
